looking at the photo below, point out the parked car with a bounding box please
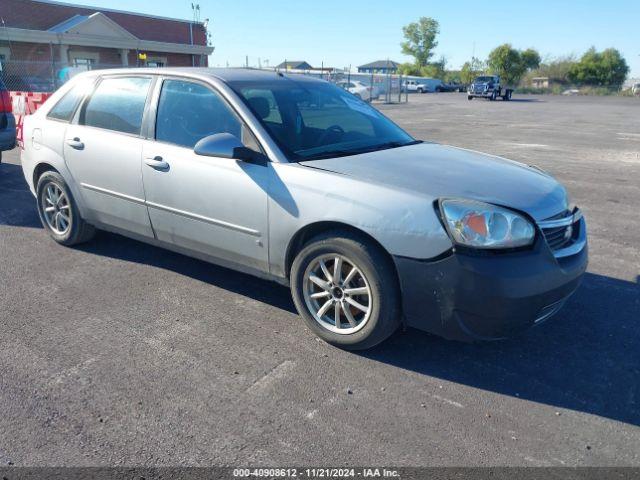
[0,78,17,162]
[336,80,376,101]
[436,82,465,93]
[21,68,588,350]
[402,80,429,93]
[468,75,514,100]
[632,83,640,96]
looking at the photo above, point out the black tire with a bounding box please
[290,230,401,350]
[468,95,473,101]
[36,170,95,246]
[489,91,496,101]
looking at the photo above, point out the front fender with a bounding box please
[268,163,452,277]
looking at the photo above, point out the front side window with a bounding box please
[82,76,151,135]
[155,79,241,149]
[230,79,415,161]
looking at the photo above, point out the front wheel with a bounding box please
[468,95,473,100]
[36,171,95,246]
[290,231,401,350]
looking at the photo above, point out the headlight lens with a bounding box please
[439,199,535,249]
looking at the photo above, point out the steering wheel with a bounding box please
[317,125,345,146]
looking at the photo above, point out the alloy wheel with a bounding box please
[41,182,72,235]
[302,254,372,334]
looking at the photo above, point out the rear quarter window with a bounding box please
[47,78,94,122]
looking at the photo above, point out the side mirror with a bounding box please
[194,133,266,164]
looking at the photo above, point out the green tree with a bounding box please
[401,17,440,68]
[460,56,485,84]
[568,47,629,88]
[398,62,421,76]
[521,48,541,70]
[487,44,527,85]
[534,55,577,84]
[420,56,446,79]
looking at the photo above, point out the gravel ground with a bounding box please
[0,93,638,467]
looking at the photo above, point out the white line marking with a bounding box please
[49,357,96,386]
[246,360,296,395]
[432,394,464,408]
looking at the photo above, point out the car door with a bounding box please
[64,75,154,238]
[141,78,270,272]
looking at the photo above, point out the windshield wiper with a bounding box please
[301,140,422,161]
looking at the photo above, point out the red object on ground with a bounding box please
[9,91,52,148]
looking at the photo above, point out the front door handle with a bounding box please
[144,156,169,170]
[66,137,84,150]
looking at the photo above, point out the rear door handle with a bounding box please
[144,156,169,170]
[66,137,84,150]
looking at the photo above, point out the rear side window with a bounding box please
[82,77,151,135]
[48,78,94,122]
[155,79,241,149]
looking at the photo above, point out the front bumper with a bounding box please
[468,89,493,98]
[393,221,588,341]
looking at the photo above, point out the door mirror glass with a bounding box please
[194,133,259,162]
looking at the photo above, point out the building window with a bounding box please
[74,58,95,71]
[144,56,167,68]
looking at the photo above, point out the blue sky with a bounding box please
[67,0,639,77]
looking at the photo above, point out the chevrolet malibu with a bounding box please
[21,68,588,350]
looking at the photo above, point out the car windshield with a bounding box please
[475,76,494,83]
[229,78,417,161]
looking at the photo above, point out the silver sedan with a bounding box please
[20,68,587,349]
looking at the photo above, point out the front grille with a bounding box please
[543,225,573,250]
[539,209,580,253]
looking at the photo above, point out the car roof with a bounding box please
[81,67,327,85]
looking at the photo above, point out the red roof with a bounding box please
[0,0,207,45]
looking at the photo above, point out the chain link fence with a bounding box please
[0,60,127,92]
[271,68,408,104]
[0,59,409,104]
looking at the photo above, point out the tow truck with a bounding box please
[467,75,513,101]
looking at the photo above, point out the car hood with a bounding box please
[299,143,568,221]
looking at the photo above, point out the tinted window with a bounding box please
[48,78,93,122]
[156,80,242,149]
[83,77,151,135]
[231,80,414,160]
[242,88,282,124]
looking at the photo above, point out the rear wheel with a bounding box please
[468,95,473,100]
[36,171,95,246]
[290,231,401,350]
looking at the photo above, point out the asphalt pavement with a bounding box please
[0,93,638,467]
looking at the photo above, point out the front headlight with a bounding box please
[439,199,535,249]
